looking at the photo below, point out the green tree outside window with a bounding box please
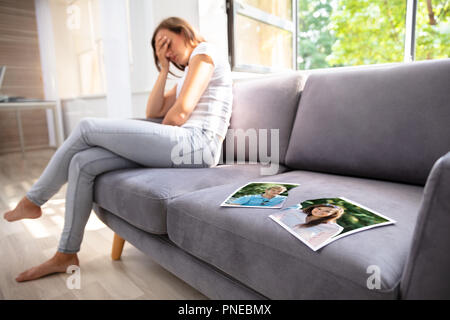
[297,0,449,70]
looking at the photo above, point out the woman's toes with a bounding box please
[15,254,79,282]
[3,210,13,221]
[15,268,40,282]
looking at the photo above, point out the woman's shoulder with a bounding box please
[190,42,220,64]
[195,41,216,52]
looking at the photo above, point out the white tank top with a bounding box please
[176,42,233,140]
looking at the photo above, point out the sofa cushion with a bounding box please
[167,171,423,299]
[94,164,288,234]
[285,59,450,185]
[222,73,304,165]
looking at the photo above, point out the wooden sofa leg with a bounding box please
[111,233,125,260]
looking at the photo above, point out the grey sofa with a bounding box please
[92,58,450,299]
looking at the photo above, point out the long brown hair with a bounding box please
[151,17,205,77]
[300,204,345,228]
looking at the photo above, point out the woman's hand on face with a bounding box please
[156,36,171,71]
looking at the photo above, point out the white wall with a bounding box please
[99,0,133,119]
[198,0,228,62]
[61,95,108,136]
[48,0,80,98]
[128,0,154,94]
[35,0,65,147]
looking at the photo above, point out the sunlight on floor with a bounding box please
[46,207,106,231]
[8,201,18,210]
[19,209,106,238]
[49,214,64,228]
[47,199,66,206]
[85,213,107,231]
[21,219,52,239]
[4,186,18,199]
[43,207,56,215]
[20,181,33,190]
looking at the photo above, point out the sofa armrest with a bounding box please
[401,151,450,299]
[132,117,163,124]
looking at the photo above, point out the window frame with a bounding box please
[404,0,417,62]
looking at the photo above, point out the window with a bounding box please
[415,0,450,61]
[228,0,296,72]
[70,0,105,96]
[50,0,105,97]
[227,0,449,72]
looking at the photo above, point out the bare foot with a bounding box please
[3,196,42,222]
[16,252,79,282]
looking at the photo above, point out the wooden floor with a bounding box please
[0,149,207,300]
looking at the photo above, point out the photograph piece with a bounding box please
[269,197,395,251]
[221,182,300,209]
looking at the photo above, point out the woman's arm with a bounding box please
[146,35,177,118]
[162,54,214,126]
[145,70,177,118]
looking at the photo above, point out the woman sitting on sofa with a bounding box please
[2,17,233,282]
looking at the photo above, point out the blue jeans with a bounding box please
[26,118,223,253]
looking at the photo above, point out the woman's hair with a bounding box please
[151,17,205,76]
[299,204,345,228]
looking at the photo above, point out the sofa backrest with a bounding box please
[221,73,303,165]
[285,59,450,185]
